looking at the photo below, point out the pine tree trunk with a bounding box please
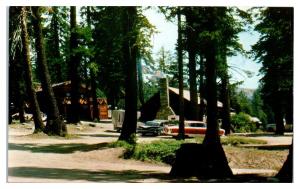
[285,92,293,125]
[199,55,206,121]
[118,7,138,143]
[177,8,185,140]
[20,7,45,132]
[221,62,231,135]
[91,71,99,121]
[274,105,285,135]
[13,46,26,123]
[203,44,220,144]
[202,42,233,178]
[186,8,199,121]
[137,54,145,105]
[68,6,81,124]
[276,142,293,182]
[16,89,25,123]
[31,6,67,136]
[201,8,232,178]
[52,6,63,82]
[86,6,99,122]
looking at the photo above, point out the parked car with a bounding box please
[266,123,293,132]
[137,119,169,136]
[163,120,225,136]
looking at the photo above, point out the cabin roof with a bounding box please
[168,87,223,108]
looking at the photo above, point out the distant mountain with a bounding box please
[236,88,256,99]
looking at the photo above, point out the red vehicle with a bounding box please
[163,121,225,136]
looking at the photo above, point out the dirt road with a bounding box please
[7,121,291,183]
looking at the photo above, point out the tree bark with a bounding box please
[20,7,45,132]
[118,7,138,143]
[67,6,81,124]
[91,71,99,121]
[186,8,199,121]
[31,6,67,136]
[137,54,145,105]
[203,43,220,144]
[201,8,232,178]
[221,62,231,135]
[177,8,185,140]
[13,46,26,123]
[199,55,206,121]
[285,92,293,125]
[51,6,63,82]
[16,83,26,123]
[274,104,285,135]
[86,6,99,122]
[276,141,293,182]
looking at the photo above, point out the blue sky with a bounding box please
[144,8,262,89]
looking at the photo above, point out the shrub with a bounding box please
[130,140,184,164]
[231,112,257,133]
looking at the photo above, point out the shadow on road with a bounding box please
[233,133,293,137]
[8,142,110,154]
[8,167,182,183]
[8,166,285,183]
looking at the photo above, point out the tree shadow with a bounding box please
[255,145,290,150]
[104,130,119,133]
[8,166,196,183]
[8,142,110,154]
[8,167,285,183]
[240,144,290,150]
[238,133,293,137]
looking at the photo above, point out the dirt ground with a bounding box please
[7,121,292,183]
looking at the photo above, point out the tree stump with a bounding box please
[170,143,233,179]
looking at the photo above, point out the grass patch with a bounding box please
[107,136,268,165]
[129,140,184,164]
[194,135,267,146]
[221,136,267,146]
[108,140,184,164]
[108,140,134,149]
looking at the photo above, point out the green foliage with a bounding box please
[251,88,268,126]
[230,89,253,115]
[127,133,138,145]
[231,112,257,132]
[108,140,134,149]
[43,6,70,83]
[251,7,293,126]
[126,140,184,164]
[143,80,159,102]
[108,137,267,164]
[83,7,155,109]
[155,46,175,74]
[96,88,106,98]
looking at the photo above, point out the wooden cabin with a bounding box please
[139,78,223,122]
[36,81,108,120]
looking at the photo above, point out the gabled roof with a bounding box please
[35,80,91,92]
[168,87,223,108]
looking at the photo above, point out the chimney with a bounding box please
[156,77,175,120]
